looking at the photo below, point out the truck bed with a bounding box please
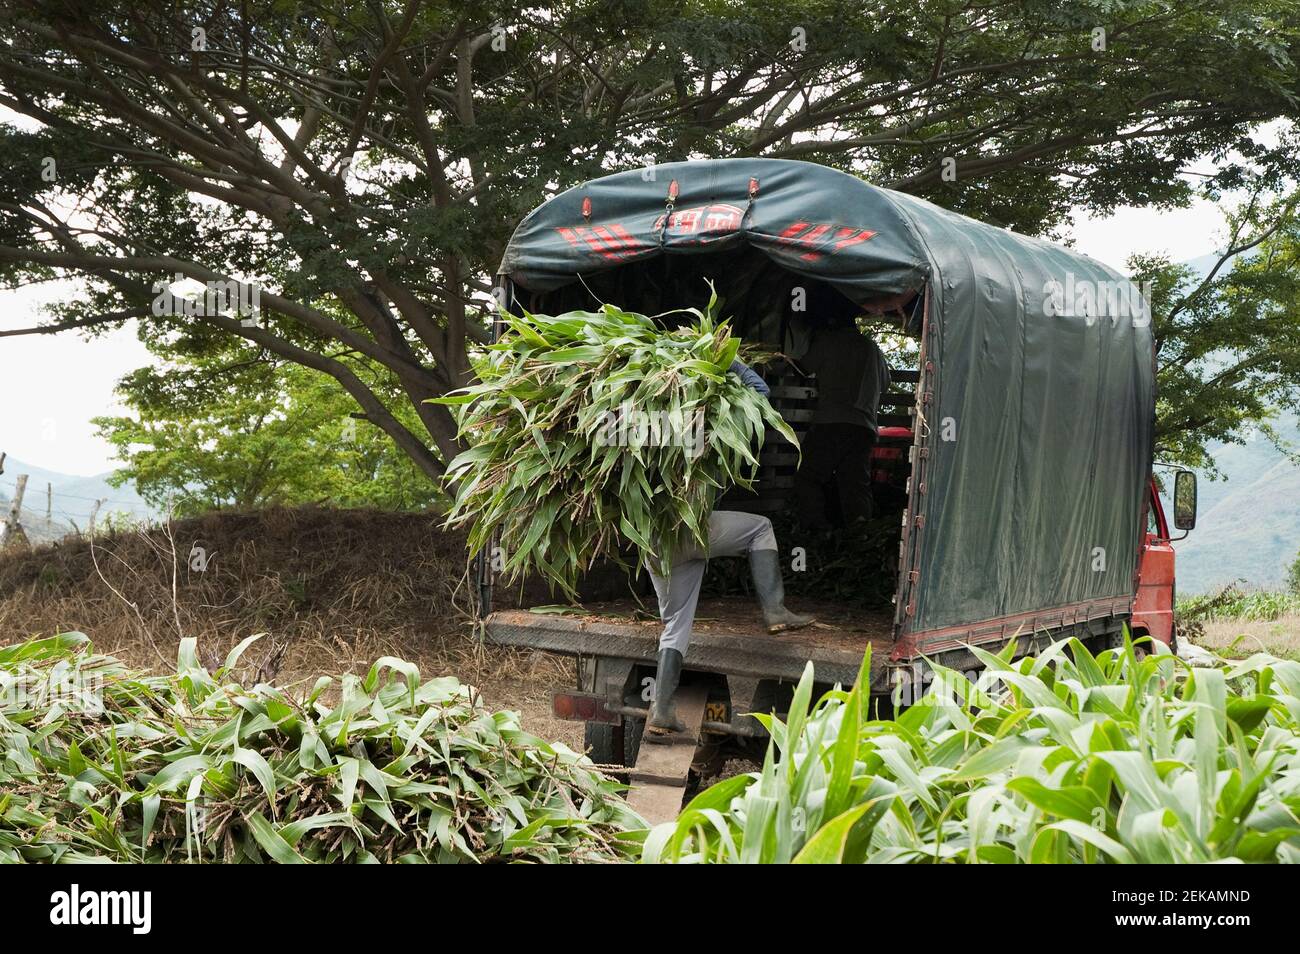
[484,596,894,691]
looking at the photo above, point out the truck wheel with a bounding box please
[623,716,645,767]
[584,721,623,767]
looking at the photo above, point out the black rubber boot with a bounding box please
[750,549,816,634]
[645,648,686,743]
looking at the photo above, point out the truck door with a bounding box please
[1132,478,1176,647]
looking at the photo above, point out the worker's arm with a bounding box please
[729,359,770,397]
[795,332,824,379]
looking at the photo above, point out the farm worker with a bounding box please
[644,359,815,743]
[793,301,891,529]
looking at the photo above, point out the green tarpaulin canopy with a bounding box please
[499,158,1155,641]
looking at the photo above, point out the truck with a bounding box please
[479,158,1197,818]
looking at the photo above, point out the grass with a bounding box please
[1178,586,1300,623]
[1196,615,1300,662]
[11,510,1299,864]
[0,507,587,749]
[0,507,471,671]
[644,633,1300,863]
[10,621,1300,864]
[1178,585,1300,661]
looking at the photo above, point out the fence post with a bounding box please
[0,473,29,548]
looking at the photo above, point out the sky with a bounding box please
[0,194,1232,477]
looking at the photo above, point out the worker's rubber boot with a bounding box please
[750,549,816,634]
[645,648,687,743]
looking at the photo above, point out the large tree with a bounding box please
[92,333,440,514]
[1,0,1298,480]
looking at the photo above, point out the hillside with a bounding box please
[1156,251,1300,594]
[0,455,154,529]
[1173,414,1300,593]
[0,506,581,747]
[0,454,157,546]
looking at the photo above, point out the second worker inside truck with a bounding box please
[793,293,892,530]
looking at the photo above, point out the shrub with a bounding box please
[1178,584,1300,623]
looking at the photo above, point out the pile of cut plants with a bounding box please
[0,633,643,863]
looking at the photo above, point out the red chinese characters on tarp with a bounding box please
[651,203,745,239]
[775,222,877,261]
[556,208,877,263]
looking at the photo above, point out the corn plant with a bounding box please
[433,293,797,598]
[0,633,644,863]
[644,633,1300,863]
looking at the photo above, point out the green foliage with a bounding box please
[436,296,797,597]
[3,2,1300,480]
[0,633,643,863]
[645,634,1300,863]
[1289,552,1300,594]
[1178,584,1300,622]
[1133,187,1300,472]
[94,336,439,516]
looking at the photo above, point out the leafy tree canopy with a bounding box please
[0,0,1298,480]
[1133,185,1300,472]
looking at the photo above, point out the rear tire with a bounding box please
[623,717,644,767]
[583,721,623,766]
[583,718,645,768]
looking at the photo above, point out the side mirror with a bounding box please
[1173,470,1197,532]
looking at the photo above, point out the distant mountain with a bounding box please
[1173,415,1300,594]
[0,456,156,541]
[1182,251,1235,276]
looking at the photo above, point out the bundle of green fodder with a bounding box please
[436,295,797,597]
[0,633,642,863]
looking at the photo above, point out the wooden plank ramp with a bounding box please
[625,684,709,825]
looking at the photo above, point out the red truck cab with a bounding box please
[1134,477,1176,648]
[1133,469,1198,649]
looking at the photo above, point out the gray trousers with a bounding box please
[647,511,778,653]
